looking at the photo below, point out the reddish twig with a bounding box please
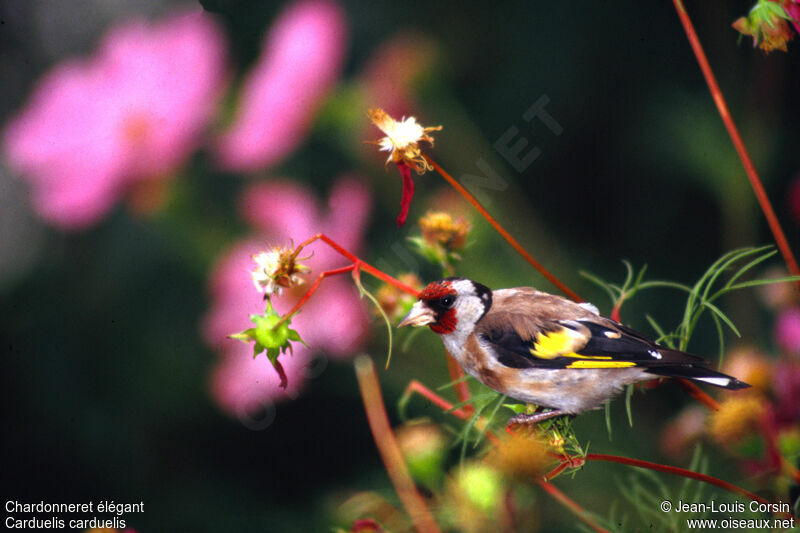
[585,453,772,508]
[670,0,800,289]
[276,264,357,328]
[274,233,420,329]
[402,380,472,419]
[401,380,498,445]
[445,350,473,410]
[544,460,574,481]
[676,378,720,411]
[536,480,611,533]
[355,357,441,533]
[295,233,421,296]
[424,155,582,302]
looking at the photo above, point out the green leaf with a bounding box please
[353,275,394,370]
[230,328,255,342]
[230,300,308,372]
[763,0,791,20]
[503,403,528,415]
[625,384,634,427]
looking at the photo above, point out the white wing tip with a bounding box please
[694,377,731,387]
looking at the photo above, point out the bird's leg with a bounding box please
[507,409,569,426]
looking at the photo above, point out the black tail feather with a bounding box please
[646,365,750,390]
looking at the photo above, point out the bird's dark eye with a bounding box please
[440,295,455,308]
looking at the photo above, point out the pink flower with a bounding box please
[361,34,439,120]
[784,0,800,34]
[3,9,227,229]
[215,0,347,171]
[788,173,800,224]
[204,176,371,414]
[773,360,800,425]
[775,306,800,357]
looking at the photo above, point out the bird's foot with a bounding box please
[507,409,568,427]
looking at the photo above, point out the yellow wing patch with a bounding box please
[566,361,637,369]
[530,328,584,359]
[529,326,611,360]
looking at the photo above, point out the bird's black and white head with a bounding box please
[398,277,492,338]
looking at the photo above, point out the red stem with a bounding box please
[355,357,441,533]
[275,264,357,328]
[402,380,475,420]
[401,380,498,445]
[585,453,774,508]
[676,378,720,411]
[670,0,800,289]
[544,460,572,481]
[424,156,582,302]
[445,350,472,410]
[274,233,421,329]
[536,480,611,533]
[295,233,421,297]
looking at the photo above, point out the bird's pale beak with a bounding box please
[397,301,436,328]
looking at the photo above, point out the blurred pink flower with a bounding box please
[784,0,800,34]
[773,360,800,425]
[215,0,347,171]
[3,9,227,229]
[788,173,800,224]
[204,176,371,414]
[775,306,800,356]
[361,34,439,120]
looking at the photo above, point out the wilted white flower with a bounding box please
[368,108,441,173]
[250,245,310,296]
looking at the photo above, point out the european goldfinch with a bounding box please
[398,277,749,424]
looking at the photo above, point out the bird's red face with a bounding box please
[397,279,459,334]
[419,280,459,334]
[398,278,495,337]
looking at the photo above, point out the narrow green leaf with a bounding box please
[474,394,506,447]
[354,276,394,370]
[579,270,618,304]
[625,384,634,427]
[701,300,741,337]
[725,275,800,292]
[723,248,777,290]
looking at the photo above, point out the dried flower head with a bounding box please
[375,273,423,321]
[368,108,441,173]
[733,0,795,52]
[367,108,442,226]
[722,346,773,392]
[250,245,310,296]
[419,211,471,251]
[486,432,553,481]
[708,395,766,444]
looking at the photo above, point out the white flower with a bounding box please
[368,108,441,173]
[250,246,309,296]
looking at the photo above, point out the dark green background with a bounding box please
[1,1,798,531]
